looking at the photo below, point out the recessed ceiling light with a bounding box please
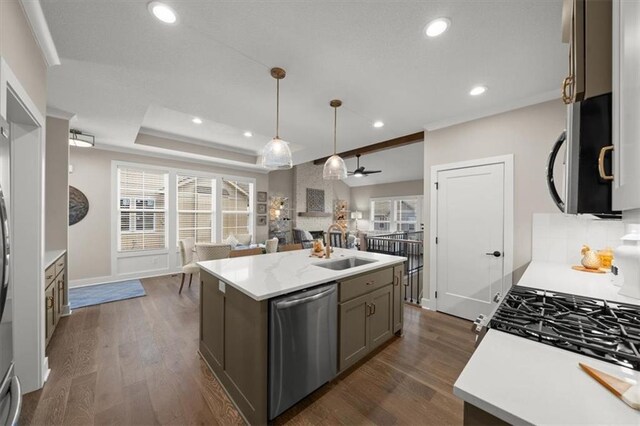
[469,85,487,96]
[192,117,202,124]
[243,131,253,137]
[148,1,178,24]
[425,18,450,37]
[373,121,384,128]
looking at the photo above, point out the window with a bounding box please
[177,175,215,243]
[371,200,392,232]
[370,197,421,233]
[118,167,168,251]
[395,199,418,232]
[221,179,253,239]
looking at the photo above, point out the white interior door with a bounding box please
[435,162,505,321]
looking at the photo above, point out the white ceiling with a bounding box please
[42,0,566,181]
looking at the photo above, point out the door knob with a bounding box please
[485,251,502,258]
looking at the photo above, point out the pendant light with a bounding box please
[261,67,293,170]
[323,99,347,180]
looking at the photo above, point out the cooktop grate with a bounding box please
[490,286,640,371]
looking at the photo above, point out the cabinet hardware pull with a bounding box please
[366,303,372,316]
[46,296,54,309]
[371,303,376,315]
[46,274,53,280]
[598,145,614,181]
[561,75,574,105]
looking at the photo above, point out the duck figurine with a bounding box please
[581,245,602,270]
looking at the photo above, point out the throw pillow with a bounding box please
[225,234,239,248]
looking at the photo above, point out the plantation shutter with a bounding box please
[177,175,215,243]
[118,167,168,251]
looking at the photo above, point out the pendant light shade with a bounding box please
[323,99,347,180]
[262,137,292,170]
[261,67,293,170]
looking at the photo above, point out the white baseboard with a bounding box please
[61,304,72,316]
[421,297,436,311]
[69,274,113,288]
[69,269,182,289]
[42,357,50,383]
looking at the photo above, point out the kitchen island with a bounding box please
[197,248,406,425]
[454,262,640,425]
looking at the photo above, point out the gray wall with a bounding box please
[0,0,47,116]
[45,116,69,251]
[68,147,269,282]
[424,99,566,296]
[268,168,294,200]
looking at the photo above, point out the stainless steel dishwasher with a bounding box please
[268,283,337,420]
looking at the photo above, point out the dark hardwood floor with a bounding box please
[20,275,475,425]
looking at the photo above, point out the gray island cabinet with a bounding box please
[197,248,405,425]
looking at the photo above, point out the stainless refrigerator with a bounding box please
[0,118,20,426]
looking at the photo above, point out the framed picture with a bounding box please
[257,191,267,203]
[257,203,267,214]
[257,215,267,226]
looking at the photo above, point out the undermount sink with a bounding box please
[313,257,377,271]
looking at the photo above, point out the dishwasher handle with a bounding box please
[275,286,336,310]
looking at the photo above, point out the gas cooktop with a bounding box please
[490,286,640,371]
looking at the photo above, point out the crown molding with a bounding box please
[18,0,61,67]
[138,127,258,157]
[423,90,560,131]
[46,106,75,121]
[81,142,269,175]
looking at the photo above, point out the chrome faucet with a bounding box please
[325,224,345,259]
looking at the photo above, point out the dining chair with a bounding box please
[196,243,232,261]
[178,238,200,294]
[265,237,279,254]
[279,243,303,252]
[328,231,345,248]
[229,247,263,258]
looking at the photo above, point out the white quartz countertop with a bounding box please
[44,249,66,268]
[197,248,406,301]
[454,261,640,425]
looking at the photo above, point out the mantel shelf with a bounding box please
[298,212,332,217]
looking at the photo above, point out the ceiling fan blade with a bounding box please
[363,170,382,175]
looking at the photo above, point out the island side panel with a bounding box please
[393,264,404,334]
[200,272,224,368]
[224,284,269,425]
[199,271,269,425]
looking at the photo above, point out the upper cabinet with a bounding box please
[561,0,612,104]
[612,0,640,211]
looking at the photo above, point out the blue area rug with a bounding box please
[69,279,146,309]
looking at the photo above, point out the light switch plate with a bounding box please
[219,281,226,293]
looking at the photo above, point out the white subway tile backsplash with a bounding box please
[532,214,625,265]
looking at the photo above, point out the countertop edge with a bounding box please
[452,384,531,426]
[44,249,66,268]
[198,257,406,301]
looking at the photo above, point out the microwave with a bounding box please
[546,92,620,218]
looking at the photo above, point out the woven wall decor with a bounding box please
[69,186,89,226]
[306,188,325,212]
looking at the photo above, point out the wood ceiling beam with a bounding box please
[312,131,424,165]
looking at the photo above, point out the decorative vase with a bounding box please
[581,245,601,270]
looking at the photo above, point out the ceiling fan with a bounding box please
[348,154,382,177]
